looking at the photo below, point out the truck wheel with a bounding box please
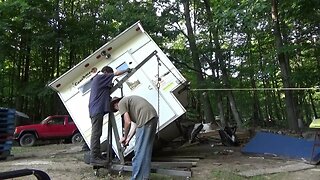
[19,133,36,147]
[71,132,83,144]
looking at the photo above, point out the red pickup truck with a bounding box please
[13,115,83,147]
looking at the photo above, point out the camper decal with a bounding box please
[72,67,98,87]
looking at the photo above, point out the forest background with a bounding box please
[0,0,319,131]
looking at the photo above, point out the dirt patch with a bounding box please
[1,141,320,180]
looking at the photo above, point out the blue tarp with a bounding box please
[241,131,320,164]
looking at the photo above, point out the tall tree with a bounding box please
[271,0,298,130]
[182,0,216,125]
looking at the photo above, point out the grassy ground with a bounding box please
[2,140,320,180]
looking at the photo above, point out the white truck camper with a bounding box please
[48,21,188,157]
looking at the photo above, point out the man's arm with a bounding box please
[120,112,132,146]
[126,122,137,144]
[114,68,131,76]
[123,112,131,138]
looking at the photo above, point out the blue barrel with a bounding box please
[0,108,16,160]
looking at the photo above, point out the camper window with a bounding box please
[116,62,129,79]
[116,62,141,90]
[78,80,92,95]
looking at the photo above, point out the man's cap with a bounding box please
[110,96,123,112]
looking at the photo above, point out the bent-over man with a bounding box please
[111,95,158,180]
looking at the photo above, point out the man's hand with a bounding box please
[119,136,126,144]
[126,68,132,73]
[120,137,129,146]
[124,138,130,146]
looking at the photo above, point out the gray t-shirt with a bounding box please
[118,95,158,127]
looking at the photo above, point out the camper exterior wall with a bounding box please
[49,22,187,157]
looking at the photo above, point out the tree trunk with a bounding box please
[309,91,318,119]
[183,0,216,125]
[271,0,298,130]
[246,31,262,127]
[202,0,226,128]
[202,0,242,128]
[23,32,31,114]
[273,78,284,122]
[257,39,269,126]
[264,78,273,126]
[250,74,262,127]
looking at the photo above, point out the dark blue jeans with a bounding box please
[131,117,158,180]
[90,113,104,159]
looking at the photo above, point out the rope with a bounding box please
[156,55,161,139]
[191,87,320,91]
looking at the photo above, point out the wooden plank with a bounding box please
[151,161,197,168]
[152,157,200,162]
[111,164,192,177]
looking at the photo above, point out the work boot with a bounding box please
[90,157,108,166]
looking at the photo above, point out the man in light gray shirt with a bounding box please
[111,95,158,180]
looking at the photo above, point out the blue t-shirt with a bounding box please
[88,73,114,117]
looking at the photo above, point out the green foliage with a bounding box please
[0,0,319,129]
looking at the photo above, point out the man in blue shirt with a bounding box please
[88,65,129,166]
